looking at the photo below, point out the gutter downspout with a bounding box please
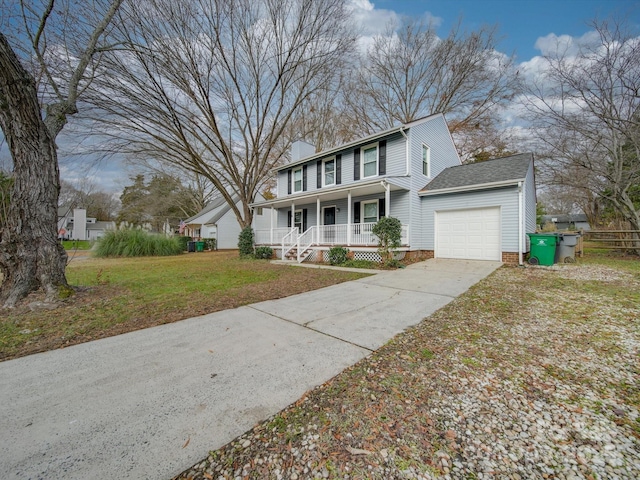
[518,181,523,265]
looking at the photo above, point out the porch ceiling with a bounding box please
[252,178,409,209]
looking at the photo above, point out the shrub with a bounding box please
[95,228,183,257]
[254,246,274,259]
[203,238,217,250]
[342,259,377,269]
[328,246,349,265]
[372,216,402,262]
[177,236,192,251]
[238,226,254,257]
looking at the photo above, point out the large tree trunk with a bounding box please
[0,34,69,308]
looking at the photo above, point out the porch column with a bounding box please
[316,197,321,244]
[270,207,274,244]
[291,203,295,232]
[347,190,352,246]
[385,183,390,216]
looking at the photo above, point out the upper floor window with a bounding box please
[362,144,378,178]
[293,167,303,193]
[422,144,431,177]
[323,158,335,186]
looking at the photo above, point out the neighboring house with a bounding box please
[540,214,591,231]
[251,113,537,264]
[58,207,115,241]
[183,195,271,249]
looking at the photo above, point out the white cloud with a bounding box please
[534,30,601,56]
[347,0,442,52]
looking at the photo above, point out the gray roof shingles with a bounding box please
[420,153,533,193]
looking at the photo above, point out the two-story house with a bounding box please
[252,113,536,264]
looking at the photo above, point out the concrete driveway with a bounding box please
[0,258,501,480]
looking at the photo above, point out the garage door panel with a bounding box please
[436,207,501,261]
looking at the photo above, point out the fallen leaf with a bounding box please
[182,437,190,448]
[346,446,372,455]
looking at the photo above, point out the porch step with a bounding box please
[284,248,314,262]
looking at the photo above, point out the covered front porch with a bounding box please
[252,179,410,262]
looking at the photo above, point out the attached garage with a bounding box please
[435,207,501,261]
[418,153,538,264]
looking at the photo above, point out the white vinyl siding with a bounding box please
[420,186,520,252]
[408,115,462,249]
[523,161,537,252]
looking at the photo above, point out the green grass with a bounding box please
[61,240,92,250]
[0,251,367,360]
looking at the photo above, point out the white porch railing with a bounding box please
[316,224,349,245]
[281,227,298,259]
[257,223,409,254]
[297,227,316,262]
[255,227,291,245]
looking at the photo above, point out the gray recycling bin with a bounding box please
[557,233,580,263]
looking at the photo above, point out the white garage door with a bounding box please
[435,207,501,261]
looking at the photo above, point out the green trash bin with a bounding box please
[195,241,205,252]
[527,233,558,266]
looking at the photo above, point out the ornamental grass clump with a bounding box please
[95,228,183,257]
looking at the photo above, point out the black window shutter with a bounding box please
[353,149,360,181]
[379,140,386,175]
[287,169,292,195]
[287,210,292,228]
[317,160,322,188]
[336,154,342,184]
[379,198,386,218]
[302,209,308,232]
[354,201,361,223]
[302,165,307,191]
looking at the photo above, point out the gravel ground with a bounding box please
[176,261,640,480]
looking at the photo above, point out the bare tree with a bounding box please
[349,19,518,159]
[91,0,356,228]
[524,18,640,240]
[59,180,121,220]
[0,0,123,307]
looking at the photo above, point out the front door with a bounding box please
[323,207,336,243]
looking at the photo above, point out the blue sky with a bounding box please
[370,0,638,61]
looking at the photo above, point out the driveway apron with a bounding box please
[0,259,501,480]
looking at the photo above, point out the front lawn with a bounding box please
[0,251,367,361]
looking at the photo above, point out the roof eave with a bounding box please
[251,178,409,208]
[419,178,525,197]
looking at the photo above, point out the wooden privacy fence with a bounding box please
[581,230,640,252]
